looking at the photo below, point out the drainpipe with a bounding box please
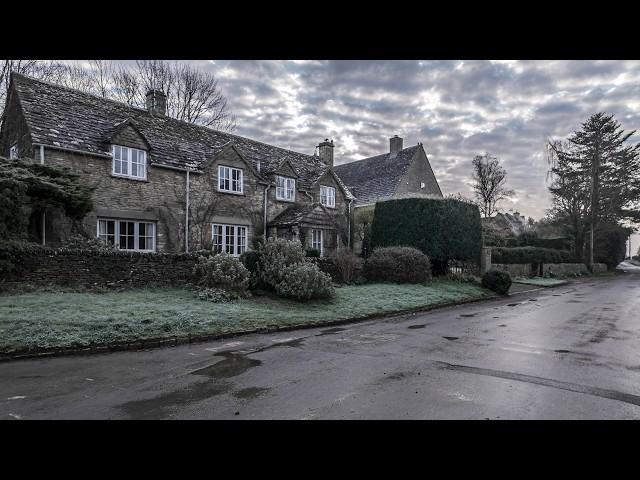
[40,145,46,246]
[263,184,271,241]
[185,167,190,253]
[347,199,352,249]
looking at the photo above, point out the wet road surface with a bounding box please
[2,271,640,419]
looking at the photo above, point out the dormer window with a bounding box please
[218,165,243,194]
[320,185,336,208]
[276,175,295,201]
[112,145,146,180]
[9,144,18,159]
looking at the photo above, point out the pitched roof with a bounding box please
[268,203,336,228]
[10,73,352,196]
[333,145,420,205]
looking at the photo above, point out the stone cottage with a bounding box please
[0,73,354,256]
[0,73,444,257]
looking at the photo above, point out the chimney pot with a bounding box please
[146,89,167,117]
[390,135,403,154]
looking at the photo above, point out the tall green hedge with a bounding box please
[491,246,575,264]
[370,198,482,272]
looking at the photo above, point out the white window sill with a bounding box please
[217,189,245,196]
[276,197,296,203]
[111,174,148,182]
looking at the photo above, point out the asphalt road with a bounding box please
[2,270,640,420]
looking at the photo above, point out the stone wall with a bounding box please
[542,263,589,277]
[491,263,536,277]
[1,247,200,289]
[590,263,608,274]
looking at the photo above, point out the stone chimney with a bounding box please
[146,89,167,117]
[318,139,334,168]
[390,135,403,155]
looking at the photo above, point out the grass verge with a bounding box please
[513,277,569,287]
[0,280,492,356]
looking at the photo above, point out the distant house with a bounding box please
[483,211,528,237]
[333,135,442,206]
[334,135,443,253]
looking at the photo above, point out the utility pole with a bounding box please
[589,138,601,270]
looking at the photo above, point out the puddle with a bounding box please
[499,324,507,327]
[233,386,271,399]
[120,381,231,419]
[407,324,426,329]
[528,299,537,302]
[443,336,459,341]
[460,313,477,318]
[554,349,571,353]
[568,300,583,303]
[317,327,347,336]
[507,303,520,307]
[191,352,262,379]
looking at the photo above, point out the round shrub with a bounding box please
[275,262,335,300]
[259,237,306,288]
[192,253,250,295]
[363,246,432,284]
[481,269,512,295]
[197,287,239,303]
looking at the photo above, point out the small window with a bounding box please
[276,176,295,201]
[320,185,336,208]
[420,182,425,189]
[112,145,147,180]
[9,144,18,159]
[311,229,323,257]
[218,165,243,193]
[212,224,248,256]
[97,219,155,251]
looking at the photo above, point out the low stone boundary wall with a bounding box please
[1,246,200,289]
[590,263,608,274]
[542,263,589,277]
[491,263,536,277]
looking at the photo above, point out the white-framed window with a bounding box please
[97,219,155,251]
[9,144,18,159]
[112,145,147,180]
[212,224,247,256]
[218,165,243,193]
[311,229,323,257]
[320,185,336,208]
[276,175,295,201]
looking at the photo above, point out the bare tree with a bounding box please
[0,60,67,125]
[471,153,515,218]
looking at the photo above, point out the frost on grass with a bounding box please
[0,281,491,353]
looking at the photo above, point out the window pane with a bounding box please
[225,226,234,254]
[238,227,246,255]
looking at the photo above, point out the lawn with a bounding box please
[0,280,493,354]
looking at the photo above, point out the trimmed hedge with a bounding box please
[363,246,432,284]
[370,198,482,273]
[491,246,574,264]
[482,269,512,295]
